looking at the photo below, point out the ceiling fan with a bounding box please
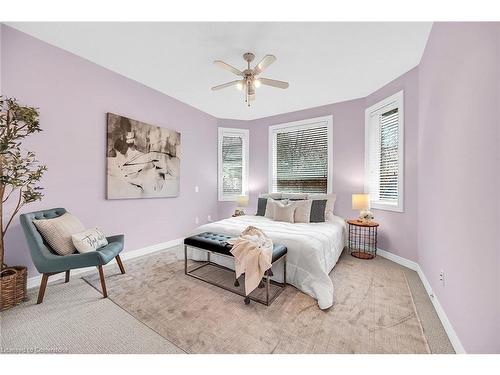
[211,52,289,107]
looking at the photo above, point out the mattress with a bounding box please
[188,215,347,309]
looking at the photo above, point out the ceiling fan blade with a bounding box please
[213,60,243,76]
[259,78,289,89]
[253,55,276,75]
[211,80,243,91]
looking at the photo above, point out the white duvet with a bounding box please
[188,215,347,309]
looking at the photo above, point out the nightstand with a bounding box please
[347,219,379,259]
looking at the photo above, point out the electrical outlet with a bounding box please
[195,217,199,225]
[195,185,199,193]
[439,270,445,286]
[207,215,212,222]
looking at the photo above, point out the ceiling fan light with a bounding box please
[254,79,261,88]
[236,81,244,90]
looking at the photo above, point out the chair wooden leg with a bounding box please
[97,265,108,298]
[65,270,70,283]
[115,255,126,274]
[37,274,49,304]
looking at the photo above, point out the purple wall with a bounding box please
[1,25,219,277]
[418,22,499,353]
[217,99,366,227]
[219,69,419,262]
[365,68,419,261]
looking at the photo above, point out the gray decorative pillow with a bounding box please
[310,200,327,223]
[33,212,85,255]
[273,203,296,223]
[256,197,268,216]
[307,193,337,222]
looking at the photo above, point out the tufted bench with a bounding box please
[184,232,287,306]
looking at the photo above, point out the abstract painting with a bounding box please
[106,113,180,199]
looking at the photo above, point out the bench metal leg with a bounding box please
[184,245,188,275]
[284,254,287,284]
[266,272,270,305]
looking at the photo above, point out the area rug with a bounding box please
[83,250,430,354]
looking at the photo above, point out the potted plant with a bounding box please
[0,96,47,310]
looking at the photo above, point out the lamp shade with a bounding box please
[352,194,369,210]
[236,195,249,207]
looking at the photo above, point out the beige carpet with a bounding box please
[84,250,431,354]
[0,277,184,354]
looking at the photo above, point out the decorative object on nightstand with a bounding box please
[352,193,374,223]
[347,219,379,259]
[234,195,249,216]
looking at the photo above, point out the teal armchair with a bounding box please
[20,208,126,303]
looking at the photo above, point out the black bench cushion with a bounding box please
[184,232,287,263]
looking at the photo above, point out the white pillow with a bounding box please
[273,203,296,223]
[71,228,108,253]
[264,199,279,219]
[290,199,313,223]
[33,212,85,256]
[282,193,308,200]
[259,193,283,200]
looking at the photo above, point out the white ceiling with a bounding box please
[7,22,432,120]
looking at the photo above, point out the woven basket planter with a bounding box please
[0,266,28,311]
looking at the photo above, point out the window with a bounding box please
[218,127,249,201]
[365,91,404,212]
[269,116,333,194]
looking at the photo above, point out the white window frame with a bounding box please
[218,127,249,201]
[268,115,333,194]
[364,91,404,212]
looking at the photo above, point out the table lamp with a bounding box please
[352,194,374,223]
[235,195,249,216]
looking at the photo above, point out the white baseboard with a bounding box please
[377,248,466,354]
[377,249,419,272]
[415,264,466,354]
[26,237,184,290]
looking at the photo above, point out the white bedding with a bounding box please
[188,215,347,309]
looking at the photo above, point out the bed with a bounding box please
[188,214,347,309]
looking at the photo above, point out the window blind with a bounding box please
[366,107,400,204]
[379,108,399,201]
[274,125,328,193]
[221,135,243,196]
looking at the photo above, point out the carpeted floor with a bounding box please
[1,247,454,354]
[0,276,185,354]
[84,249,433,354]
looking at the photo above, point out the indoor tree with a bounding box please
[0,96,47,270]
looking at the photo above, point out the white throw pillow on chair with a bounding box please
[71,228,108,253]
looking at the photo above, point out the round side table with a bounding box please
[347,219,379,260]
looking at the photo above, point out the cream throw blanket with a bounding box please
[228,226,273,295]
